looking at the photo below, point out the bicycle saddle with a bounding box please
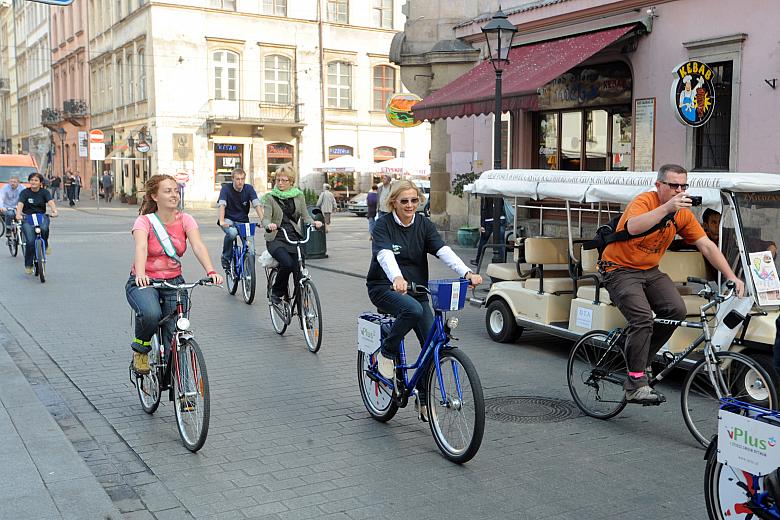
[765,467,780,507]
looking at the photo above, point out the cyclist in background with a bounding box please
[1,175,23,237]
[126,174,222,375]
[367,180,482,417]
[15,173,57,275]
[217,167,263,271]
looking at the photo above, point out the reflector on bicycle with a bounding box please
[237,223,256,237]
[718,402,780,476]
[429,279,469,311]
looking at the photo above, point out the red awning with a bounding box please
[412,25,637,121]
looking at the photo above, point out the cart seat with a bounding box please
[485,262,524,281]
[576,285,612,305]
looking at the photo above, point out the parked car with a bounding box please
[347,193,368,216]
[416,180,430,215]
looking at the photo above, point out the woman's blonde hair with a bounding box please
[385,180,426,212]
[275,164,295,184]
[139,174,177,215]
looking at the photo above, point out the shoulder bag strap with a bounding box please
[147,213,182,264]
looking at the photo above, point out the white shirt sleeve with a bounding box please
[436,246,471,278]
[377,249,403,282]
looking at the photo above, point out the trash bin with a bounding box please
[305,206,328,259]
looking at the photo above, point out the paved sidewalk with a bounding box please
[0,325,121,520]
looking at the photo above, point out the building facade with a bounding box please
[87,0,429,204]
[13,0,51,169]
[0,1,18,155]
[395,0,780,230]
[45,0,91,188]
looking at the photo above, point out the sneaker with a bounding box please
[180,399,196,413]
[221,258,230,271]
[24,266,33,275]
[415,393,429,423]
[132,352,150,375]
[376,351,395,380]
[625,385,666,404]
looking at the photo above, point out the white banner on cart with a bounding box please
[717,410,779,475]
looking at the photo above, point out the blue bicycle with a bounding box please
[704,398,780,519]
[20,213,49,284]
[357,279,485,463]
[224,222,256,304]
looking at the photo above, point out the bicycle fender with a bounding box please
[176,331,195,342]
[704,435,718,460]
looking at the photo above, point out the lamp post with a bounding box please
[482,8,517,263]
[57,127,66,196]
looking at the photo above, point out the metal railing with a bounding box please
[63,99,88,118]
[206,99,300,123]
[41,108,63,125]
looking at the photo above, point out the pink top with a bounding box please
[130,212,198,279]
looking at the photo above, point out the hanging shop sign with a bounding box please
[537,62,632,110]
[387,93,423,128]
[670,60,715,127]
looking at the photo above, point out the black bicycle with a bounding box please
[567,278,777,447]
[265,225,323,353]
[129,278,216,452]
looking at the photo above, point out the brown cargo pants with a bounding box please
[602,266,687,391]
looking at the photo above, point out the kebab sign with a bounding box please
[670,60,716,127]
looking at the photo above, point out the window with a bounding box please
[264,55,291,104]
[262,0,286,16]
[213,50,239,101]
[694,61,732,171]
[327,61,351,109]
[138,50,146,100]
[210,0,236,10]
[116,57,123,106]
[372,65,394,110]
[372,0,392,29]
[126,54,134,103]
[327,0,347,23]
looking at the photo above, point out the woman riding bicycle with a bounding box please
[262,165,322,304]
[366,180,482,415]
[126,174,223,375]
[15,172,57,275]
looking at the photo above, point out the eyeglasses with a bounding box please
[398,198,419,205]
[277,178,291,183]
[660,181,689,190]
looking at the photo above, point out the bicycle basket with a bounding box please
[428,279,469,311]
[237,223,256,238]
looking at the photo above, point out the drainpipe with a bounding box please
[318,0,326,176]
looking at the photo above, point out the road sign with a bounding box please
[174,171,190,183]
[90,142,105,161]
[89,129,104,143]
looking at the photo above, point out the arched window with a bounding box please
[213,50,239,101]
[263,55,291,104]
[326,61,351,109]
[373,65,395,110]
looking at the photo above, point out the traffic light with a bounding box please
[26,0,75,5]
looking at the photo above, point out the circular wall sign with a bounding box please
[174,171,190,183]
[386,93,423,128]
[136,142,150,153]
[670,60,716,127]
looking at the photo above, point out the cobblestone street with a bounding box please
[0,203,710,519]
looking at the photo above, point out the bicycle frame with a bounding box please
[271,226,314,304]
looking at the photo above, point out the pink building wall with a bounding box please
[49,0,93,189]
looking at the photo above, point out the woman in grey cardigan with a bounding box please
[262,165,322,303]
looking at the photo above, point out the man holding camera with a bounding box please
[601,163,744,404]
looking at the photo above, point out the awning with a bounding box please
[412,24,637,121]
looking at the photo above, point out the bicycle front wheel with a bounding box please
[356,350,398,422]
[136,336,162,414]
[267,269,288,334]
[35,239,45,283]
[567,330,628,419]
[301,280,322,353]
[682,351,777,448]
[241,253,256,304]
[226,256,239,295]
[173,339,210,452]
[426,348,485,464]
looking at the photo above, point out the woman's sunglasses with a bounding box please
[398,198,419,205]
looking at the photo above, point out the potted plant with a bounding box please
[119,190,128,203]
[127,187,138,205]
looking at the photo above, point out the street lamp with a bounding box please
[57,127,66,182]
[482,8,517,263]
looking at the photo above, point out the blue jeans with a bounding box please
[367,286,434,358]
[220,223,254,265]
[367,216,376,236]
[125,275,188,353]
[21,215,50,268]
[475,221,506,263]
[3,209,14,231]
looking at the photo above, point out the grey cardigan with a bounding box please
[262,193,312,242]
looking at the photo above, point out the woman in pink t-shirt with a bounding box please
[126,174,223,375]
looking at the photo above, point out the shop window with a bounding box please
[585,109,607,171]
[267,142,294,189]
[373,146,396,162]
[694,61,732,171]
[611,109,632,171]
[537,113,558,170]
[373,65,395,111]
[214,143,243,189]
[560,111,582,171]
[329,144,353,160]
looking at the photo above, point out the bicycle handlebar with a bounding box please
[265,224,317,245]
[688,276,736,304]
[145,277,219,290]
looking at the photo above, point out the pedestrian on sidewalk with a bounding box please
[376,174,392,219]
[471,197,506,267]
[50,175,61,201]
[366,184,378,238]
[102,171,114,203]
[64,171,75,207]
[316,183,337,232]
[74,172,82,202]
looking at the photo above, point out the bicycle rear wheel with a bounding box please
[267,269,288,334]
[226,254,239,295]
[357,350,398,422]
[136,335,162,414]
[300,279,322,353]
[7,232,18,257]
[173,338,210,452]
[567,330,628,419]
[426,348,485,464]
[35,239,45,283]
[241,252,256,304]
[681,351,777,448]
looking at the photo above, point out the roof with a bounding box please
[455,0,572,29]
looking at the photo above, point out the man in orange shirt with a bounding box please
[601,164,744,404]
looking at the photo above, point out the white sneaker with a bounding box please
[376,352,395,379]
